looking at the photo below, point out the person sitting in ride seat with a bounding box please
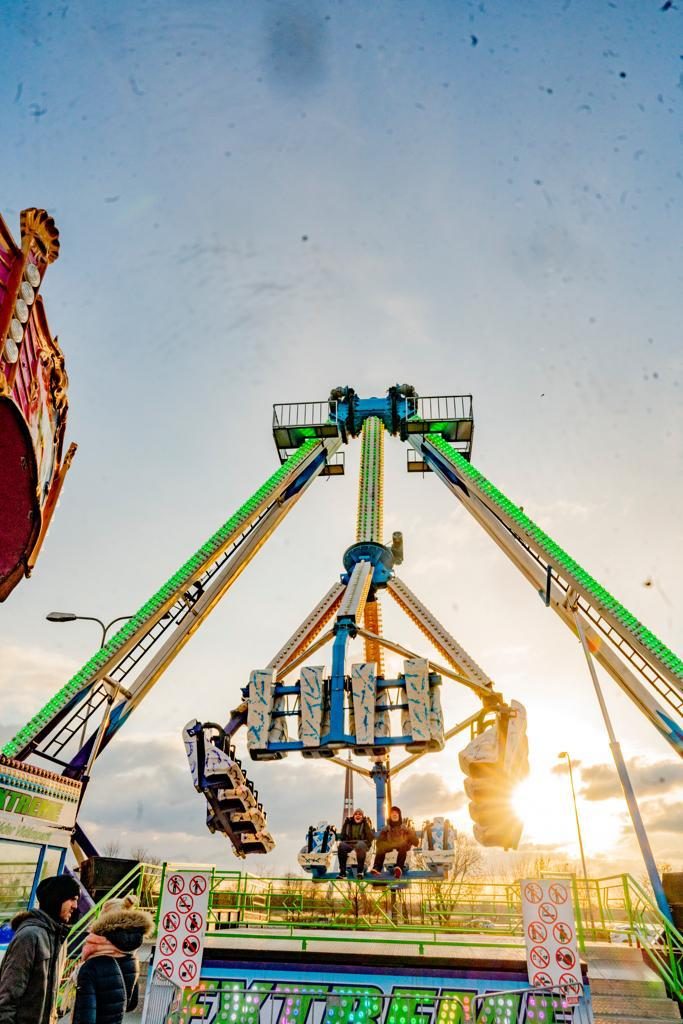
[370,805,418,879]
[337,807,374,878]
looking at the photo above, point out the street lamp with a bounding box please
[46,612,132,649]
[558,751,595,932]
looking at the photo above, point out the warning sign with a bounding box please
[151,868,210,990]
[521,878,582,1000]
[176,893,194,914]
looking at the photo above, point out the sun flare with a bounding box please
[512,772,624,859]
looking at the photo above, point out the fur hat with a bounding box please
[90,892,154,938]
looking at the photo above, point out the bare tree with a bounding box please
[452,832,484,882]
[129,846,161,865]
[102,840,121,857]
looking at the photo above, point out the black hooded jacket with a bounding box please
[72,906,153,1024]
[0,909,70,1024]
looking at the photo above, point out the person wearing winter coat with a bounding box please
[71,894,154,1024]
[369,805,418,878]
[337,807,375,878]
[0,873,80,1024]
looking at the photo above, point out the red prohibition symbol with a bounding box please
[556,946,577,970]
[157,959,174,978]
[167,874,185,895]
[524,883,543,904]
[189,875,207,896]
[185,911,204,933]
[162,911,180,932]
[529,945,551,970]
[560,974,582,993]
[548,883,568,905]
[538,902,558,923]
[182,935,201,957]
[158,934,177,956]
[178,959,197,983]
[527,921,547,943]
[532,971,553,988]
[553,922,573,944]
[176,893,194,914]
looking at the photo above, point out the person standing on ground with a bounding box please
[71,893,154,1024]
[0,873,80,1024]
[337,807,375,878]
[370,805,419,878]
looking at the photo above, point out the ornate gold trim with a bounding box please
[20,208,60,264]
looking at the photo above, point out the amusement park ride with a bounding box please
[0,208,76,601]
[2,379,682,893]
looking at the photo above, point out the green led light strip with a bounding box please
[428,434,683,682]
[356,417,384,544]
[3,440,321,759]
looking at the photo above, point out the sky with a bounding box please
[0,0,681,880]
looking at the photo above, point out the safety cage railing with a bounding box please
[272,399,340,462]
[57,867,683,1009]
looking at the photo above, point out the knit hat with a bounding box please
[36,874,80,921]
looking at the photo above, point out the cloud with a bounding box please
[395,772,465,817]
[81,732,346,871]
[551,759,582,775]
[580,757,683,801]
[0,643,78,725]
[639,800,683,835]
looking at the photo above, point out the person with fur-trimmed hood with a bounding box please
[0,873,80,1024]
[369,805,418,879]
[71,894,153,1024]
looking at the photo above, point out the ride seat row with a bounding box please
[183,719,275,855]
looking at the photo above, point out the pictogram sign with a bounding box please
[524,882,543,904]
[529,946,551,969]
[150,868,210,991]
[527,921,547,943]
[176,893,194,914]
[158,934,177,957]
[521,879,582,1002]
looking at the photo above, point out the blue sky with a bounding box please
[1,0,681,874]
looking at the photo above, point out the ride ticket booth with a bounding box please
[0,755,80,941]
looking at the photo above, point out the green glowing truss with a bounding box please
[3,440,321,759]
[427,434,683,682]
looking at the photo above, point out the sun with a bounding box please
[512,772,624,859]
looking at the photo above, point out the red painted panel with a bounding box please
[0,399,39,590]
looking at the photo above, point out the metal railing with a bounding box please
[415,394,473,423]
[56,866,683,1008]
[273,400,336,430]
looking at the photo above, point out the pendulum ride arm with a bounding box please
[410,433,683,756]
[357,417,386,674]
[387,576,496,698]
[4,437,342,775]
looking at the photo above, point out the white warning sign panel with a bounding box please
[521,879,582,1000]
[151,868,210,989]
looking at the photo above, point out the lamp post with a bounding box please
[558,751,595,932]
[46,611,133,750]
[46,611,132,649]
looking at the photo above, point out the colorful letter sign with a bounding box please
[521,879,582,1000]
[151,868,210,990]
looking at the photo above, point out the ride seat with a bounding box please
[298,820,338,875]
[420,817,456,876]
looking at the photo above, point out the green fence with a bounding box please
[59,866,683,1004]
